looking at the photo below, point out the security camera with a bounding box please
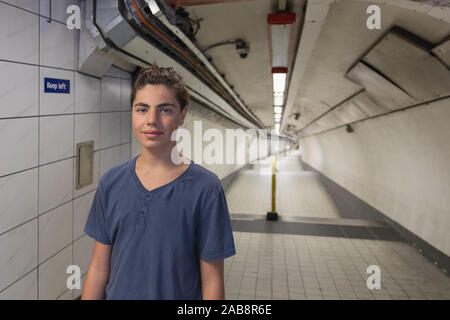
[235,39,249,59]
[238,50,248,59]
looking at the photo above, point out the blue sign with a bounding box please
[44,77,70,94]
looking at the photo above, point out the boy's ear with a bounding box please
[179,106,188,125]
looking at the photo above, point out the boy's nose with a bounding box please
[145,107,160,124]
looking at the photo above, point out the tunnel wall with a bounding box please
[0,0,135,299]
[0,1,271,299]
[299,97,450,257]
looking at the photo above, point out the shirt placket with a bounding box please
[137,194,153,226]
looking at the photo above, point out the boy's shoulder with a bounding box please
[189,161,222,189]
[188,162,225,200]
[98,157,133,190]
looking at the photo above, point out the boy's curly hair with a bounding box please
[130,63,189,112]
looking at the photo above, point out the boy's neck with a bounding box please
[138,146,187,172]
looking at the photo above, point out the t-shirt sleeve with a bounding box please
[84,183,112,245]
[196,185,236,262]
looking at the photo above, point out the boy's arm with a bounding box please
[200,259,225,300]
[81,241,112,300]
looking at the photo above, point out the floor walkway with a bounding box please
[227,150,340,219]
[223,150,450,300]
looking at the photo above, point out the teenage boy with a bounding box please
[81,64,236,300]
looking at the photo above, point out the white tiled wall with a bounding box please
[300,97,450,258]
[0,1,132,300]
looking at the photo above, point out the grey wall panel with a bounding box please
[362,32,450,102]
[330,98,368,124]
[350,92,387,117]
[432,39,450,69]
[346,62,416,111]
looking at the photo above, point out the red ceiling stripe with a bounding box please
[267,13,296,25]
[272,67,288,74]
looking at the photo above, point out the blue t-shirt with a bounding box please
[84,155,236,300]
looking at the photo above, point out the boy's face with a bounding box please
[132,84,187,153]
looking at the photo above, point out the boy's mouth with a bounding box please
[143,130,164,138]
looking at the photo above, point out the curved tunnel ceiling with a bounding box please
[289,0,450,139]
[178,0,450,140]
[86,0,449,143]
[284,0,449,138]
[183,0,306,129]
[84,0,270,132]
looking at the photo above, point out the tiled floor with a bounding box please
[225,170,272,215]
[226,151,340,218]
[224,232,450,300]
[276,171,340,218]
[224,150,450,300]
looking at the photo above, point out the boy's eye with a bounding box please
[136,108,172,113]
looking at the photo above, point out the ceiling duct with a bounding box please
[79,0,264,130]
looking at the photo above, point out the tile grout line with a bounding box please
[293,236,307,299]
[0,176,99,238]
[72,26,76,297]
[345,239,374,299]
[307,238,325,299]
[282,235,291,299]
[237,234,250,299]
[0,266,37,295]
[0,143,130,180]
[37,4,40,299]
[0,110,127,123]
[322,238,343,299]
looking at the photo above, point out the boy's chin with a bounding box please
[140,139,176,150]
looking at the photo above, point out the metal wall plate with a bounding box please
[76,141,94,190]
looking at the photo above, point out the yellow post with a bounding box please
[271,155,276,212]
[267,151,278,220]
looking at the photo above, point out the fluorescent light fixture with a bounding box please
[274,92,284,106]
[273,73,286,92]
[274,117,281,123]
[268,13,295,112]
[274,106,282,114]
[274,113,281,120]
[268,13,296,69]
[270,24,290,67]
